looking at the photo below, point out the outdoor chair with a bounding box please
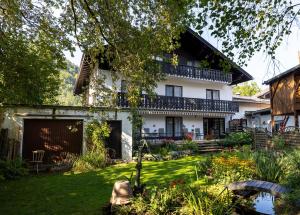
[30,150,45,174]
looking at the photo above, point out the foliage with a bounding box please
[0,158,28,180]
[253,150,286,183]
[233,81,261,96]
[115,184,234,215]
[197,1,300,65]
[182,185,234,215]
[56,61,82,106]
[2,0,300,105]
[220,132,253,147]
[0,0,73,105]
[211,156,255,183]
[196,156,213,176]
[271,135,286,150]
[181,141,199,152]
[73,120,111,171]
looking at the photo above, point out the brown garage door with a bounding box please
[23,119,83,163]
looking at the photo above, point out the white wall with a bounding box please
[142,115,204,134]
[232,103,270,119]
[155,76,233,100]
[1,107,132,160]
[88,69,233,105]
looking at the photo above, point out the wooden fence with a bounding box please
[252,127,300,149]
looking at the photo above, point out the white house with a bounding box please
[74,28,253,141]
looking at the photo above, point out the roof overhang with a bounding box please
[263,64,300,85]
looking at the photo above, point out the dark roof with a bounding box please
[245,108,271,116]
[263,64,300,85]
[74,28,253,94]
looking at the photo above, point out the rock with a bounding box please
[110,180,133,205]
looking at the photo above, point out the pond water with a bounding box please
[235,191,277,215]
[253,192,276,215]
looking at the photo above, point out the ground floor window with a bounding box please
[166,117,183,137]
[203,118,225,139]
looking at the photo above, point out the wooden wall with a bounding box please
[270,73,295,115]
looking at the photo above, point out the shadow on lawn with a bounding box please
[0,156,206,215]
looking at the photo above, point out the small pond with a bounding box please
[253,192,276,215]
[235,191,277,215]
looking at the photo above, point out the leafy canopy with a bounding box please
[1,0,300,105]
[233,81,262,96]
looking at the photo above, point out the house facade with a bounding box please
[74,28,253,141]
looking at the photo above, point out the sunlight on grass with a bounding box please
[0,155,206,215]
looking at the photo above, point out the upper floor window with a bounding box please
[121,80,127,93]
[166,85,182,97]
[206,89,220,100]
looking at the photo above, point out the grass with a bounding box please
[0,156,205,215]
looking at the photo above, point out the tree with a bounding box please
[0,0,73,104]
[233,81,262,96]
[1,0,300,105]
[56,61,82,106]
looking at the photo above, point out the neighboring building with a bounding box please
[74,28,253,140]
[232,94,270,120]
[245,108,271,130]
[227,94,270,131]
[263,64,300,130]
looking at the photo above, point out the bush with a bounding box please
[73,150,106,172]
[253,150,286,183]
[0,158,28,180]
[272,135,286,150]
[73,120,110,172]
[220,132,253,147]
[114,184,234,215]
[180,140,198,152]
[211,156,255,183]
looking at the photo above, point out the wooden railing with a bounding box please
[158,62,232,83]
[117,93,239,113]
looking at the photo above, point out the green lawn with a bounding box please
[0,156,206,215]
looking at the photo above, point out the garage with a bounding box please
[22,119,83,163]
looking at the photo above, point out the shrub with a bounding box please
[196,156,213,177]
[0,158,28,180]
[73,150,106,172]
[181,140,198,152]
[211,156,255,183]
[272,135,286,150]
[253,150,286,183]
[220,132,253,147]
[114,184,234,215]
[182,185,234,215]
[73,120,110,172]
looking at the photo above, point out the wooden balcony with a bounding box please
[158,62,232,83]
[117,93,239,113]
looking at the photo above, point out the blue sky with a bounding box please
[65,26,300,90]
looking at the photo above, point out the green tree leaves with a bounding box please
[233,81,262,96]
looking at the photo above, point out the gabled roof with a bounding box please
[185,28,253,85]
[74,28,253,94]
[263,64,300,85]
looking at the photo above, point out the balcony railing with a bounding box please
[117,93,239,113]
[157,61,232,83]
